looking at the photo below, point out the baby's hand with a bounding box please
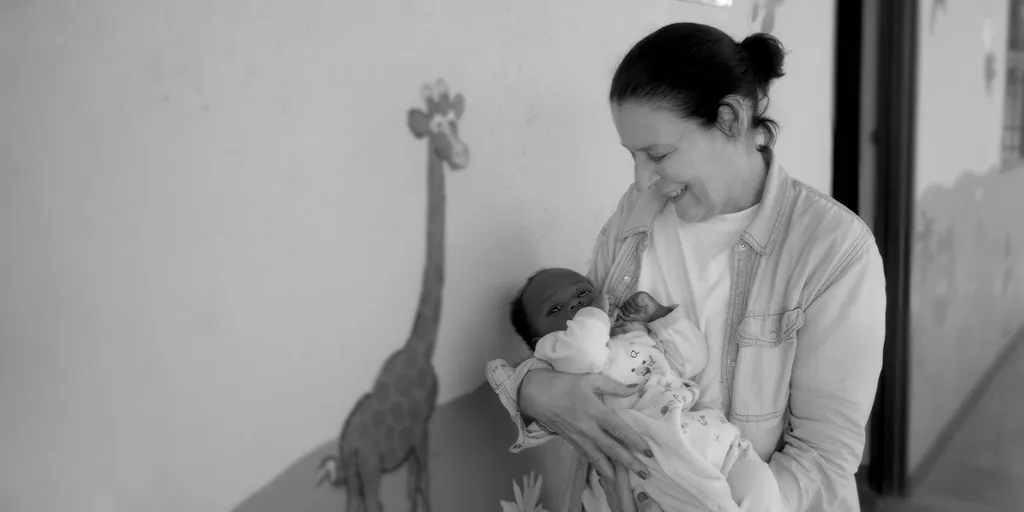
[619,292,669,323]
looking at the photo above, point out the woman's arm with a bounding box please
[768,237,886,511]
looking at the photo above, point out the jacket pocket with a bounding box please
[731,309,804,422]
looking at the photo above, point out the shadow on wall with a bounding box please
[911,162,1024,345]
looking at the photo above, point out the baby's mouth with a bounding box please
[668,186,688,200]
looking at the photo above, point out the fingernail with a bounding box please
[638,470,649,480]
[628,383,639,388]
[638,492,649,502]
[644,449,654,458]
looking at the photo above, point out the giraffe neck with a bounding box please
[404,147,446,362]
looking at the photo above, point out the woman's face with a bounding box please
[611,100,755,222]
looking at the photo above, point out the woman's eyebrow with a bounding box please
[621,143,667,152]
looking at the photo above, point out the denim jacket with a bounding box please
[486,158,886,512]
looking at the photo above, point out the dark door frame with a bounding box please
[832,0,917,497]
[869,0,916,497]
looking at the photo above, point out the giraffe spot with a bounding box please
[386,445,403,465]
[415,366,432,382]
[371,408,387,428]
[390,401,408,423]
[398,426,416,448]
[394,373,415,395]
[407,401,424,420]
[374,381,392,403]
[403,353,418,370]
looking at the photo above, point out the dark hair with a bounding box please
[610,23,786,150]
[509,269,548,351]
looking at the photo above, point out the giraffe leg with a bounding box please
[344,468,365,512]
[360,462,384,512]
[415,430,432,512]
[406,450,421,512]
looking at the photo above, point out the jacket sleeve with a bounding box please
[768,236,887,511]
[484,187,634,453]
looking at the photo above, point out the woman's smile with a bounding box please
[667,186,688,201]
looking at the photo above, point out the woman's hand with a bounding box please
[519,369,652,479]
[602,463,664,512]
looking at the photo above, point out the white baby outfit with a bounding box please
[534,306,786,512]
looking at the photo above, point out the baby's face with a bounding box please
[522,268,598,339]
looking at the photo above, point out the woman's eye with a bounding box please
[649,153,669,163]
[547,305,561,315]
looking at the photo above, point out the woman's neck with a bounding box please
[720,146,769,214]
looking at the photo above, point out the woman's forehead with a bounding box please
[612,102,691,148]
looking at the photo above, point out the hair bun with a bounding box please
[740,33,786,88]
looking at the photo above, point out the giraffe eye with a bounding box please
[429,114,445,132]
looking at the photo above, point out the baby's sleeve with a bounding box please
[534,307,612,374]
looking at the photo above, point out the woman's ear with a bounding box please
[716,95,752,139]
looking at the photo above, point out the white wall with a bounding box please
[915,0,1009,195]
[0,1,835,511]
[908,0,1024,473]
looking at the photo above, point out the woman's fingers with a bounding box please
[588,374,641,397]
[579,418,648,477]
[614,463,638,512]
[635,489,664,512]
[599,412,652,458]
[572,433,614,480]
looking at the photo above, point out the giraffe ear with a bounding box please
[408,109,430,138]
[451,94,465,119]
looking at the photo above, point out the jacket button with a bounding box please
[769,331,778,340]
[727,360,736,368]
[623,275,631,282]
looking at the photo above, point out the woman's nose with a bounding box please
[634,162,657,192]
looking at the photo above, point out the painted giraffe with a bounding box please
[315,79,469,512]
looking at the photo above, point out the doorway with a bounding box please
[831,0,916,498]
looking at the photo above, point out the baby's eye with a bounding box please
[577,290,590,297]
[547,305,561,315]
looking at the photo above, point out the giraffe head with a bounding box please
[408,79,469,170]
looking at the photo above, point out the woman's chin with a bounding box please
[672,201,708,223]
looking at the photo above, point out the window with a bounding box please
[1001,0,1024,162]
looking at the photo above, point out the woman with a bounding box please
[485,22,886,512]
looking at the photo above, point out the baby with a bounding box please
[510,268,785,512]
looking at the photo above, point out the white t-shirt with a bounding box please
[637,202,760,411]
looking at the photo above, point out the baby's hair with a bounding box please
[509,268,549,351]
